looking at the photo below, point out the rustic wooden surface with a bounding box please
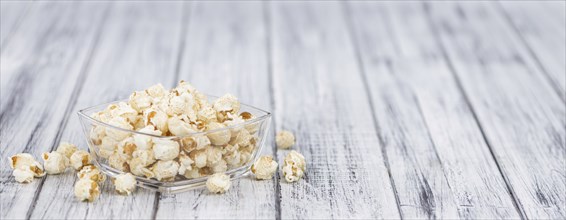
[1,1,564,219]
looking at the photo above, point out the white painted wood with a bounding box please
[0,1,31,47]
[498,1,566,100]
[426,1,566,219]
[270,1,401,219]
[154,1,277,219]
[28,2,185,219]
[346,2,521,219]
[0,2,109,219]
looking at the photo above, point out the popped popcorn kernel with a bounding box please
[114,173,137,195]
[13,167,35,183]
[70,150,92,171]
[152,138,180,161]
[251,156,278,180]
[282,150,306,182]
[74,178,100,202]
[128,91,152,113]
[206,122,231,145]
[168,115,194,136]
[56,142,78,159]
[106,116,134,141]
[108,152,129,172]
[9,153,45,177]
[206,173,231,194]
[42,151,69,174]
[134,125,161,150]
[77,165,106,183]
[151,160,180,181]
[213,94,240,115]
[276,130,295,149]
[146,83,167,98]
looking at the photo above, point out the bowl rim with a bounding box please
[77,94,272,139]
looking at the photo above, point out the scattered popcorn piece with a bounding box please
[251,156,278,180]
[151,160,180,181]
[282,150,306,182]
[206,122,231,145]
[56,142,78,159]
[70,150,92,171]
[206,173,231,194]
[276,130,295,149]
[153,138,180,161]
[13,167,35,183]
[42,151,69,174]
[9,153,45,177]
[114,173,137,195]
[77,165,106,183]
[74,178,100,202]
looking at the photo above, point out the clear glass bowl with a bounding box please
[77,98,271,194]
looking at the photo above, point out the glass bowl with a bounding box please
[77,97,271,194]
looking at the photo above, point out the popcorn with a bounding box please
[87,81,266,183]
[70,150,92,171]
[9,153,45,177]
[128,91,152,113]
[206,173,231,194]
[143,108,169,134]
[42,151,69,174]
[108,152,129,172]
[106,116,133,141]
[213,94,240,115]
[205,146,223,167]
[77,165,106,183]
[74,178,100,202]
[114,173,137,195]
[282,150,306,182]
[146,83,167,98]
[134,125,161,150]
[189,149,207,168]
[153,138,180,161]
[251,156,278,180]
[56,142,78,159]
[177,152,194,175]
[151,160,180,181]
[168,115,194,136]
[206,122,231,145]
[13,168,35,183]
[276,130,295,149]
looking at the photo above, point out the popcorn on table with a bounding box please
[114,173,137,195]
[74,178,100,202]
[206,173,231,194]
[251,155,278,180]
[70,150,92,171]
[9,153,45,181]
[276,130,295,149]
[282,150,306,183]
[56,142,78,159]
[42,151,69,175]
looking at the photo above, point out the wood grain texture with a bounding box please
[0,1,31,47]
[28,2,185,219]
[345,2,521,219]
[270,1,401,219]
[426,1,566,219]
[498,1,566,100]
[0,2,109,219]
[154,1,277,219]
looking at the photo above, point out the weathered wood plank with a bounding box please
[498,1,566,100]
[154,1,277,219]
[426,1,566,219]
[270,1,401,219]
[0,2,109,219]
[0,1,31,47]
[345,2,521,219]
[28,2,185,219]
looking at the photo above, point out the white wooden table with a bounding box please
[1,1,565,219]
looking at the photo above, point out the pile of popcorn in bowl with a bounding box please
[8,81,306,202]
